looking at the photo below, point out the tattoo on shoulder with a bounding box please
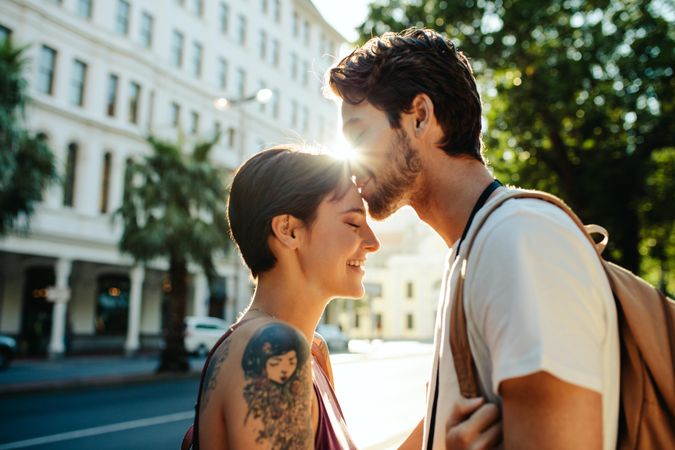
[241,323,312,449]
[200,337,232,412]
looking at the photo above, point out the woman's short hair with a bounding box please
[328,27,485,163]
[227,146,350,278]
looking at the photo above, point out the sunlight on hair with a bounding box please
[328,145,357,161]
[325,134,357,162]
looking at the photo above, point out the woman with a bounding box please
[187,146,500,449]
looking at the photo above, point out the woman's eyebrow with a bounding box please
[341,207,366,216]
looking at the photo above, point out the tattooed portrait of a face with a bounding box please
[241,323,311,448]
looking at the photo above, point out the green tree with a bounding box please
[117,134,231,372]
[0,38,57,234]
[358,0,674,284]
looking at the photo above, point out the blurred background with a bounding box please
[0,0,672,448]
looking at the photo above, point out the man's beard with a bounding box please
[366,131,422,220]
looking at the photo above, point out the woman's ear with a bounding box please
[270,214,303,250]
[409,93,436,138]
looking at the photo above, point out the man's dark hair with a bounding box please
[227,146,350,278]
[328,27,485,162]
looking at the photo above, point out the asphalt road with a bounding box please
[0,342,432,450]
[0,378,197,450]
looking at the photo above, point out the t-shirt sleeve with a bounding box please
[466,202,610,395]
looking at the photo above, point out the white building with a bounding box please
[326,208,448,341]
[0,0,345,357]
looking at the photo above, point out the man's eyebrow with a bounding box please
[341,207,366,215]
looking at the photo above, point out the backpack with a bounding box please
[449,189,675,450]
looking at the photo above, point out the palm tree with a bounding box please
[0,38,57,234]
[116,134,231,372]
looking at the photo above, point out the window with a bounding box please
[260,0,268,14]
[106,73,118,117]
[128,81,140,124]
[170,102,180,126]
[171,30,184,67]
[116,0,130,35]
[271,38,279,66]
[219,2,229,34]
[302,105,309,132]
[292,11,299,37]
[227,127,236,147]
[290,52,298,80]
[406,281,414,298]
[100,152,112,213]
[237,15,246,45]
[37,45,57,95]
[63,143,78,207]
[406,313,414,330]
[0,25,11,42]
[140,12,153,48]
[303,20,310,45]
[259,30,267,60]
[69,59,87,106]
[147,90,155,129]
[273,0,281,22]
[77,0,92,18]
[291,100,298,128]
[191,41,202,77]
[190,0,203,16]
[96,275,130,335]
[217,57,228,90]
[302,60,308,86]
[189,111,199,134]
[272,88,279,118]
[236,68,246,97]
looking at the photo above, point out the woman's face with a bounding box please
[265,350,298,384]
[299,182,380,299]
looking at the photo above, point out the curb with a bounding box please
[0,370,201,396]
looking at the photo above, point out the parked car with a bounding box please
[316,324,349,352]
[184,316,230,356]
[0,334,17,370]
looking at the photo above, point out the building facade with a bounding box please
[0,0,345,357]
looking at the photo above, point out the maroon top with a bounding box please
[311,347,358,450]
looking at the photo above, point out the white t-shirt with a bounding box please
[423,189,620,450]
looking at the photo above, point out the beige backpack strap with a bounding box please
[450,189,600,398]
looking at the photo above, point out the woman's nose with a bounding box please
[362,225,380,253]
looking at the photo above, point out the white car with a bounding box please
[184,316,230,356]
[316,324,349,352]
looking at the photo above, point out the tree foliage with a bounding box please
[116,134,231,371]
[0,38,57,235]
[358,0,674,290]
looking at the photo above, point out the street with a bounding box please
[0,342,432,450]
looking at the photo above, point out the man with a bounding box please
[328,28,620,450]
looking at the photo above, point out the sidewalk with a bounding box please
[0,353,204,395]
[0,340,433,396]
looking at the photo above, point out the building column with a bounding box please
[225,276,236,324]
[48,258,72,359]
[236,264,252,315]
[124,265,145,355]
[192,271,208,317]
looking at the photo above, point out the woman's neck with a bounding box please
[245,269,328,343]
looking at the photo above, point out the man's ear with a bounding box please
[409,93,436,138]
[270,214,303,250]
